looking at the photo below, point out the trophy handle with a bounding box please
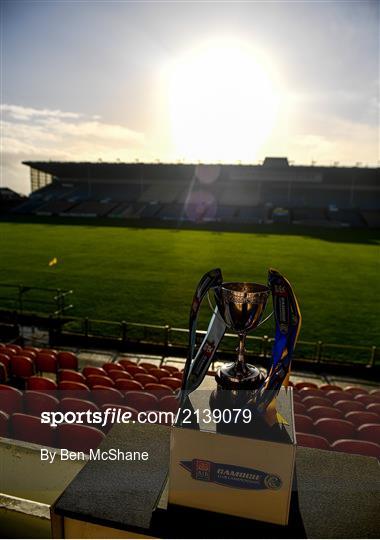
[255,310,273,328]
[250,268,302,416]
[179,268,223,407]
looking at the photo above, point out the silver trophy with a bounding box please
[180,268,301,420]
[212,282,271,393]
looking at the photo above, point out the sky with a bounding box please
[1,0,379,194]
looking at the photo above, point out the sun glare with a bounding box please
[168,41,280,163]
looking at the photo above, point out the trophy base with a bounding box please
[215,361,265,391]
[210,362,265,436]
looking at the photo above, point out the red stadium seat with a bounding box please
[27,376,57,392]
[294,402,307,415]
[139,362,158,371]
[355,394,380,406]
[292,392,301,403]
[159,395,180,414]
[314,418,355,443]
[298,388,325,399]
[134,373,159,386]
[82,366,107,378]
[58,380,90,399]
[0,385,23,414]
[10,355,35,380]
[331,439,380,460]
[92,385,124,406]
[345,411,380,428]
[296,432,330,450]
[366,403,380,415]
[302,396,332,409]
[344,386,368,396]
[294,414,314,433]
[102,362,125,374]
[86,375,115,388]
[160,377,182,391]
[307,406,343,422]
[0,362,8,384]
[369,389,380,398]
[41,349,58,356]
[334,400,365,414]
[19,350,37,361]
[36,353,58,375]
[23,346,41,354]
[12,413,56,446]
[0,410,9,436]
[0,353,11,373]
[319,384,342,392]
[3,347,17,357]
[295,381,318,390]
[118,358,137,369]
[148,368,171,381]
[57,423,104,453]
[144,383,173,399]
[356,423,380,444]
[7,344,22,354]
[58,369,86,384]
[108,370,132,382]
[60,397,100,414]
[115,379,144,392]
[57,351,78,371]
[125,365,147,377]
[125,391,158,412]
[24,390,59,416]
[326,391,350,403]
[100,403,138,420]
[100,404,139,431]
[162,365,181,375]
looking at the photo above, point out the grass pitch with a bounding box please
[0,221,379,350]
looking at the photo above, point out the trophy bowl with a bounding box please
[212,282,271,393]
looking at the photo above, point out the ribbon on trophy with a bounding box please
[179,268,225,409]
[251,268,302,422]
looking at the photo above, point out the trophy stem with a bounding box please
[236,333,247,372]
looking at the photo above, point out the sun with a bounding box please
[168,40,280,163]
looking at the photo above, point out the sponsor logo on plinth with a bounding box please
[180,459,282,491]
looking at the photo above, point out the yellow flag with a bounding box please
[48,257,58,267]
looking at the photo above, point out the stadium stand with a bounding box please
[361,210,380,228]
[0,187,26,213]
[2,160,376,228]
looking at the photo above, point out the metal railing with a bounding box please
[59,316,378,367]
[0,284,73,316]
[0,303,378,368]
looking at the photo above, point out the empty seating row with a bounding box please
[296,432,380,460]
[294,414,380,449]
[0,384,179,415]
[0,412,104,453]
[293,380,380,397]
[293,388,380,416]
[0,343,78,384]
